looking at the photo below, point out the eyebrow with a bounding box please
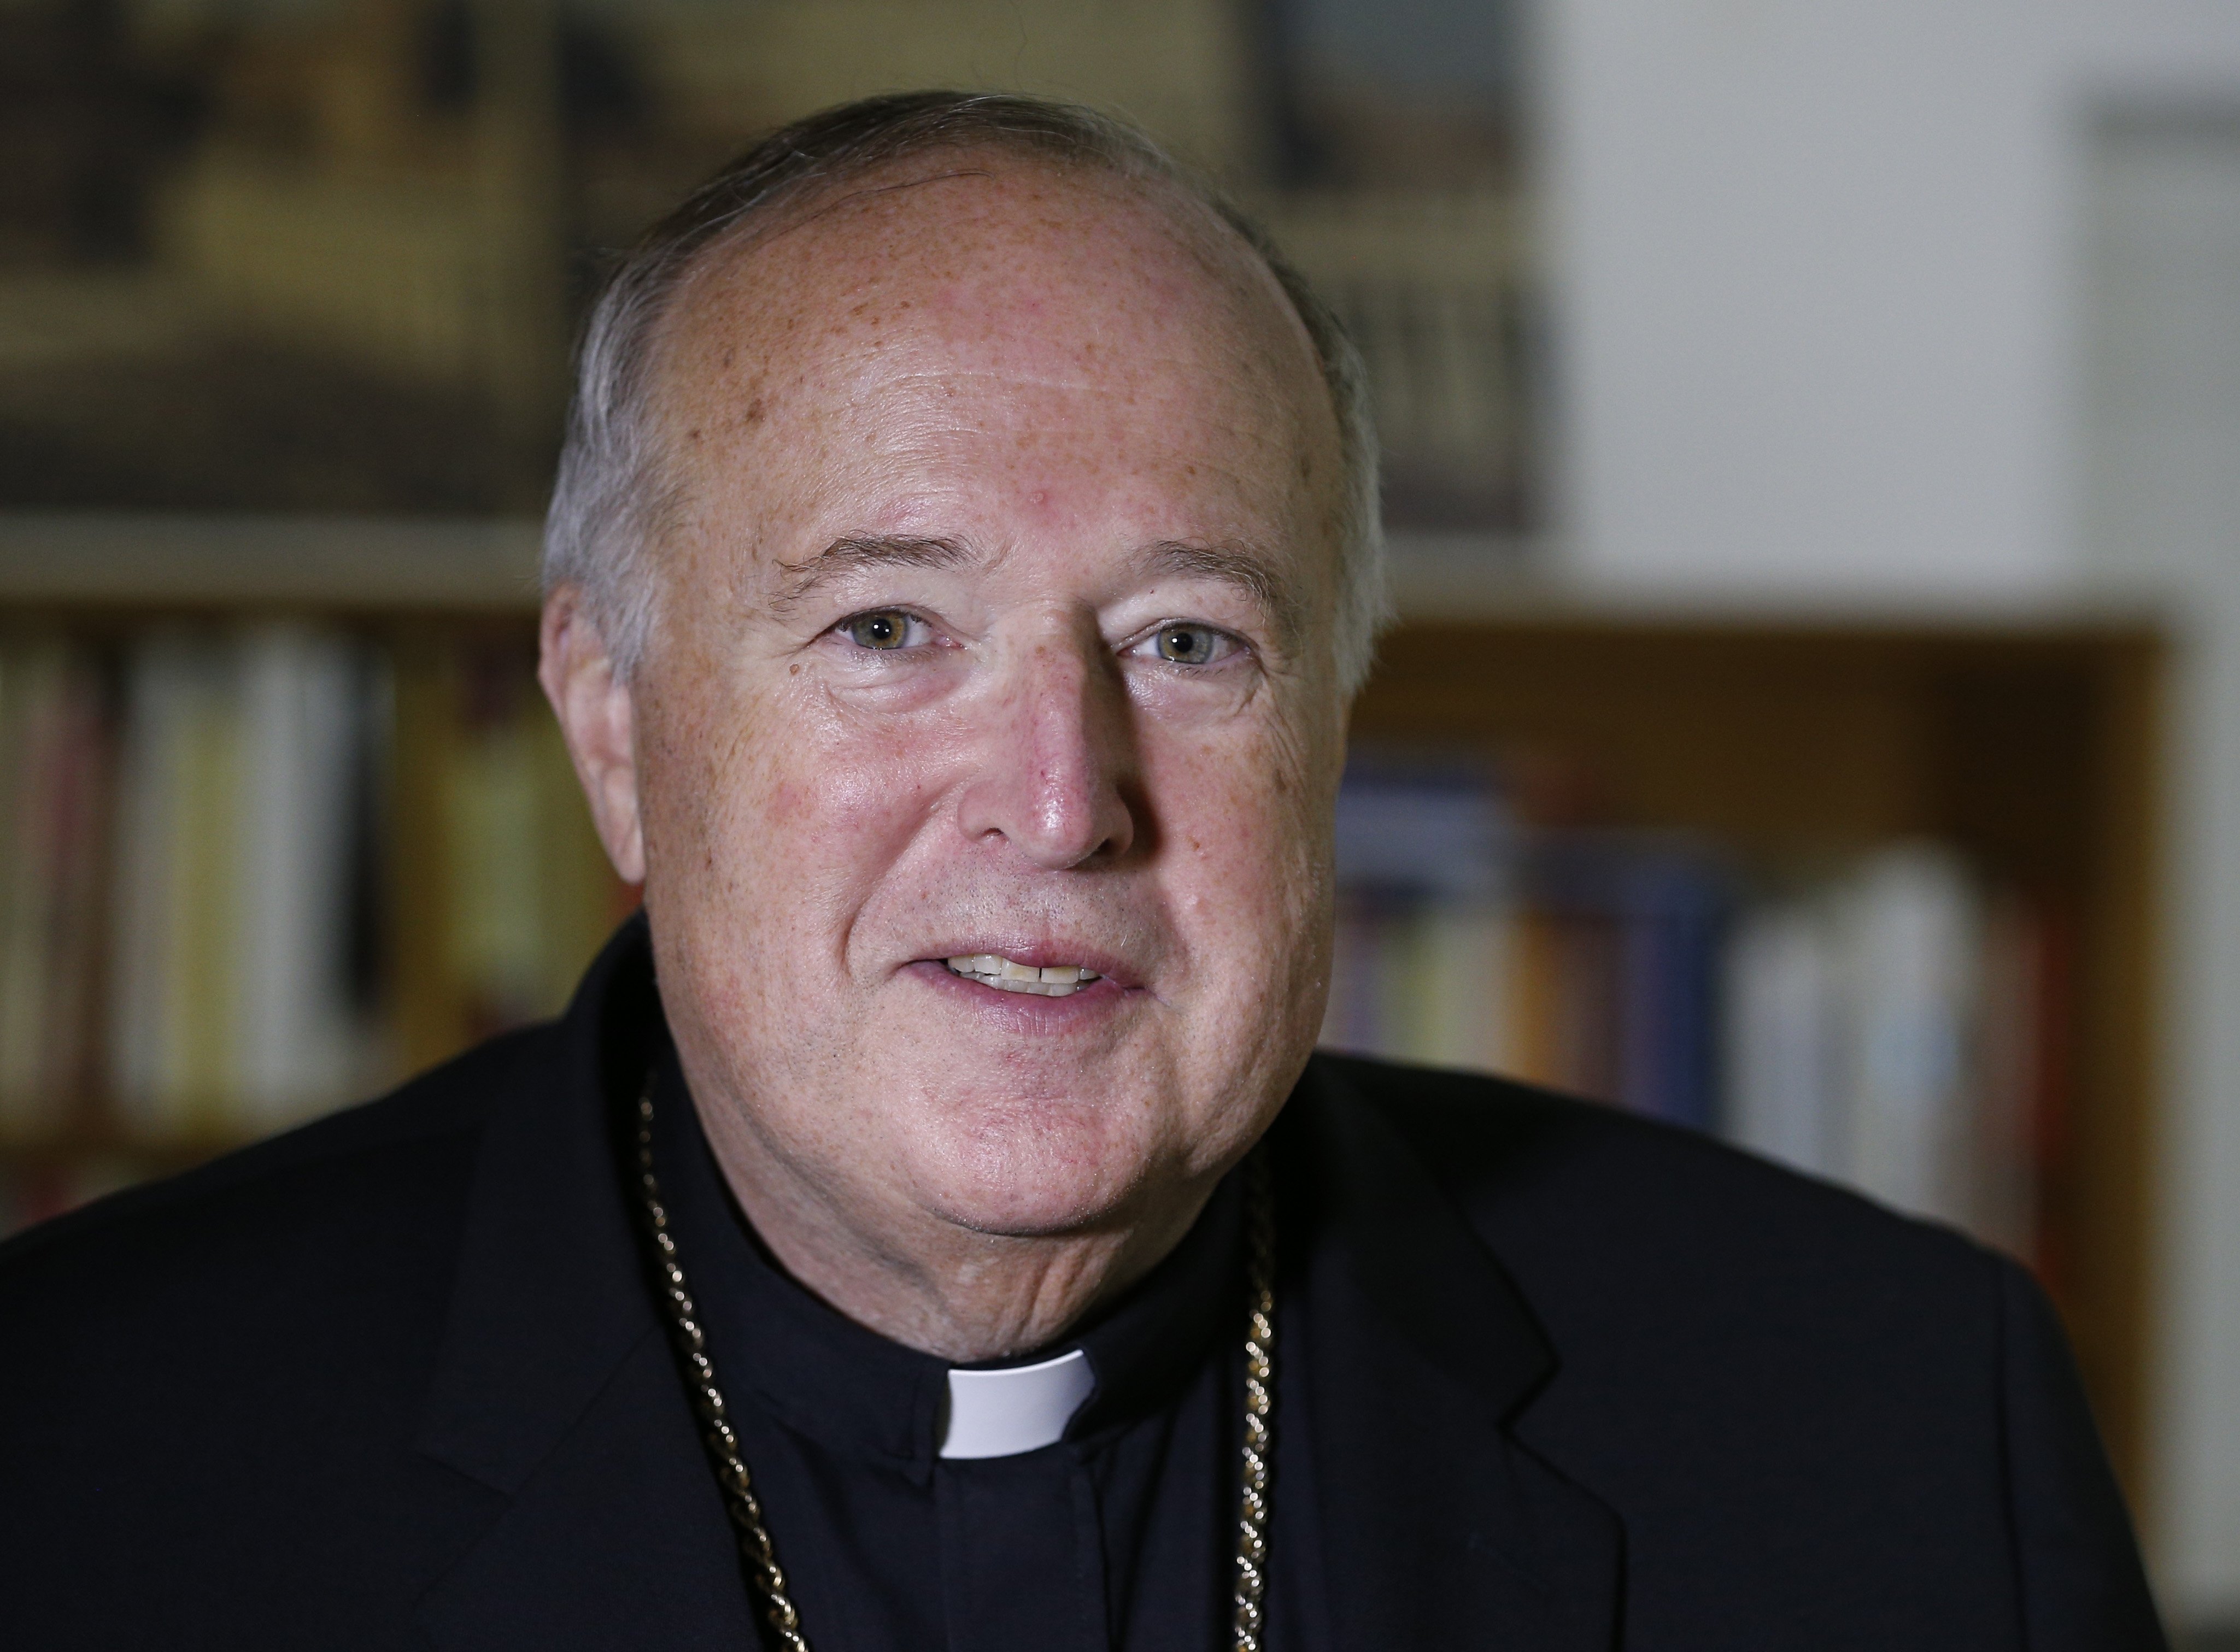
[1135,540,1301,639]
[766,531,1300,638]
[768,534,977,616]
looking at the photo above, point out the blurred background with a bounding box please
[1,0,2237,1635]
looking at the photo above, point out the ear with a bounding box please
[539,585,647,886]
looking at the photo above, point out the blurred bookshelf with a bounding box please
[0,516,2165,1501]
[1336,595,2163,1502]
[0,514,627,1238]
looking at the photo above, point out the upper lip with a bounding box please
[920,940,1140,987]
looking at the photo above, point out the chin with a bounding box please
[902,1091,1182,1239]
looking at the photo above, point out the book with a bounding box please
[1323,762,2043,1259]
[1832,843,1983,1229]
[1322,765,1730,1130]
[106,626,381,1134]
[438,640,631,1039]
[108,631,239,1132]
[233,624,376,1126]
[1526,832,1728,1128]
[0,639,113,1131]
[1719,844,2034,1245]
[1978,891,2075,1275]
[1722,889,1842,1178]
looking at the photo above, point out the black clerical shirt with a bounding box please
[652,1050,1264,1652]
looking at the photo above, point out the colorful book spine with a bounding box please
[7,626,627,1153]
[0,639,113,1132]
[1323,765,2049,1265]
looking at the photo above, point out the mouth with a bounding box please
[943,952,1105,998]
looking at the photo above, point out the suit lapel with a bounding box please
[417,1331,757,1649]
[400,924,1620,1650]
[409,919,753,1650]
[1281,1062,1625,1650]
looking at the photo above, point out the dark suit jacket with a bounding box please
[0,920,2165,1649]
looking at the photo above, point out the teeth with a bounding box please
[945,952,1103,996]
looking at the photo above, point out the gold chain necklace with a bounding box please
[631,1080,1279,1651]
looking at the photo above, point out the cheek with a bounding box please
[1149,719,1335,959]
[644,675,948,937]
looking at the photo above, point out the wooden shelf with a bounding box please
[1352,614,2165,1500]
[0,512,541,614]
[0,521,2168,1500]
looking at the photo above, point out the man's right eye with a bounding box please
[839,610,925,651]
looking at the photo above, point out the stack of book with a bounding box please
[1722,859,2063,1271]
[0,624,630,1236]
[0,639,111,1135]
[1322,763,2062,1264]
[401,637,632,1044]
[104,626,383,1137]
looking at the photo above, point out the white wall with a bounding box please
[1540,0,2240,1622]
[1544,0,2063,598]
[1543,0,2240,598]
[2081,115,2240,1626]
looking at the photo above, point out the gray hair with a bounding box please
[542,90,1389,693]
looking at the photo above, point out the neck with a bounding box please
[692,1093,1216,1365]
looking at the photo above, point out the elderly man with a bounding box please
[0,93,2163,1649]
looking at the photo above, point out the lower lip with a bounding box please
[906,960,1132,1027]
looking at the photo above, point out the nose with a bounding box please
[956,625,1138,870]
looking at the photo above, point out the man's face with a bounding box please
[620,158,1350,1247]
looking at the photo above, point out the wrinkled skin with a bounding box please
[542,154,1352,1360]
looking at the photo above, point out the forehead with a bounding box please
[646,154,1340,532]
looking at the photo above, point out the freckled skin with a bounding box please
[542,154,1352,1361]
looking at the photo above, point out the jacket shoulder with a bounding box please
[0,1027,571,1643]
[0,1022,548,1320]
[1315,1049,1991,1286]
[1307,1056,2162,1648]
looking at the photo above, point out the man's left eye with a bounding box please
[1140,624,1234,666]
[839,610,927,650]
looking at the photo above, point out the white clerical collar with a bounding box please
[939,1348,1095,1459]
